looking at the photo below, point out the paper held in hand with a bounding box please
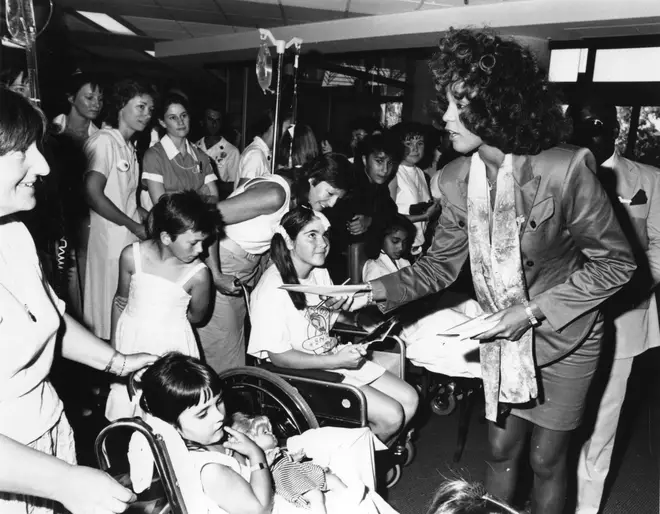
[437,314,499,341]
[279,284,369,297]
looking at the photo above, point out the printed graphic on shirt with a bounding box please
[301,306,338,355]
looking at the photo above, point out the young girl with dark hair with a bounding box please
[106,191,217,421]
[138,353,274,514]
[247,206,418,444]
[199,153,352,376]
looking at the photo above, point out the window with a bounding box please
[634,106,660,167]
[593,47,660,82]
[380,102,402,128]
[548,48,587,83]
[615,106,633,155]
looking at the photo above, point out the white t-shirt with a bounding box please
[394,163,431,252]
[0,219,65,443]
[248,265,384,387]
[196,136,240,184]
[362,252,411,283]
[235,136,271,189]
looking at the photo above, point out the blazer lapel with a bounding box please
[513,155,541,235]
[612,151,639,198]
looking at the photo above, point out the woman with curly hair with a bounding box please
[353,28,636,513]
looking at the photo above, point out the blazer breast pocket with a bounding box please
[525,197,555,233]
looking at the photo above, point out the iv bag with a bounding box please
[256,40,272,93]
[5,0,37,45]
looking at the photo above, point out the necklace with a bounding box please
[172,150,202,174]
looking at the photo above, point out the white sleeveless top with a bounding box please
[223,174,291,255]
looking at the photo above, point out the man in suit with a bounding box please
[568,100,660,514]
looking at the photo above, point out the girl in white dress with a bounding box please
[248,206,418,444]
[106,191,217,420]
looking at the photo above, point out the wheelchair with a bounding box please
[95,366,320,514]
[253,314,416,488]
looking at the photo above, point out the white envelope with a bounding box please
[437,313,499,341]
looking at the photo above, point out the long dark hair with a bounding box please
[140,353,225,427]
[271,206,326,310]
[279,152,352,208]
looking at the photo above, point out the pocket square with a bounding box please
[631,189,648,205]
[619,189,648,206]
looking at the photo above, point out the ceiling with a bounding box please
[4,0,660,81]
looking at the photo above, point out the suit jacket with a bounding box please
[378,145,636,366]
[605,151,660,358]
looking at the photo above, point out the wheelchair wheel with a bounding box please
[385,464,402,489]
[219,367,319,439]
[430,390,457,416]
[403,439,416,467]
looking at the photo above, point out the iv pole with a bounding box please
[257,29,302,174]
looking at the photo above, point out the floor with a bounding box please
[386,354,660,514]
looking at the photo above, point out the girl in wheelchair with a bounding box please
[363,214,482,380]
[247,206,419,444]
[139,352,275,514]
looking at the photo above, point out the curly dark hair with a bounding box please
[429,27,568,155]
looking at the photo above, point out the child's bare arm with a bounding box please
[324,472,347,491]
[111,244,135,346]
[200,462,272,514]
[187,266,212,324]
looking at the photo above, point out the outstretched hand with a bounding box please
[473,304,532,342]
[56,465,136,514]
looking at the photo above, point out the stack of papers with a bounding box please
[437,314,499,341]
[279,284,369,297]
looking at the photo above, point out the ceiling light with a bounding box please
[145,50,156,57]
[77,11,136,36]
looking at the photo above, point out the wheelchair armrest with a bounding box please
[258,362,345,383]
[332,321,369,337]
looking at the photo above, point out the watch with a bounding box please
[522,300,541,327]
[249,462,267,473]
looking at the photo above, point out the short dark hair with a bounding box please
[157,93,190,122]
[384,214,416,242]
[105,79,157,129]
[430,27,568,155]
[0,87,46,156]
[140,353,225,426]
[66,71,103,99]
[147,190,222,241]
[282,153,353,207]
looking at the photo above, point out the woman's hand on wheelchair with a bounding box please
[332,345,366,369]
[56,465,136,514]
[223,426,267,462]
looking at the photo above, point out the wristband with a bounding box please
[365,282,374,305]
[522,300,540,327]
[249,462,267,473]
[104,351,120,373]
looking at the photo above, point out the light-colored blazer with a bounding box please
[607,151,660,358]
[378,145,636,366]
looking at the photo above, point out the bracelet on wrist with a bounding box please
[104,351,120,373]
[249,461,267,473]
[522,300,540,327]
[365,282,374,305]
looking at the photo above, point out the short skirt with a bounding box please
[511,316,603,431]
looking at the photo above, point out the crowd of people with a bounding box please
[0,25,657,514]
